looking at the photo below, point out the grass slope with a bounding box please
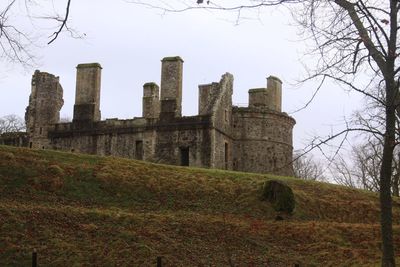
[1,145,400,266]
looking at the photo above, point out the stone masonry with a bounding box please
[22,56,296,176]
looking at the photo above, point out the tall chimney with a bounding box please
[73,63,102,122]
[160,56,183,118]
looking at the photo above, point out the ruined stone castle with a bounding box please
[22,56,295,175]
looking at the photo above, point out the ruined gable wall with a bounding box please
[198,82,220,116]
[206,73,234,169]
[25,71,63,149]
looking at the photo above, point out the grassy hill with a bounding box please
[1,145,400,266]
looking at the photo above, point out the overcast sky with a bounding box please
[0,0,364,152]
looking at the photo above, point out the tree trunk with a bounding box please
[380,81,396,267]
[393,172,399,197]
[392,151,400,197]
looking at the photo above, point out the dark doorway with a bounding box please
[180,147,189,166]
[135,140,143,160]
[224,142,229,170]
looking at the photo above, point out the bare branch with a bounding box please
[48,0,72,44]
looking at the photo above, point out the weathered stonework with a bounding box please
[23,56,296,176]
[25,70,63,149]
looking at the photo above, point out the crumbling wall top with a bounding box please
[248,88,267,93]
[143,82,158,87]
[162,56,184,62]
[76,63,102,69]
[267,75,282,84]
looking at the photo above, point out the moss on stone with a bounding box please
[162,56,184,62]
[248,88,267,93]
[267,75,282,84]
[76,63,102,69]
[143,82,159,87]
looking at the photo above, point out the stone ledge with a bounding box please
[76,63,102,69]
[161,56,184,62]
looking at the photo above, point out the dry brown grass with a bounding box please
[0,144,399,266]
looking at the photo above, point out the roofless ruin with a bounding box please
[23,56,295,175]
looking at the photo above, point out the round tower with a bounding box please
[232,75,295,176]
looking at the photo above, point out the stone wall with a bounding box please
[153,115,212,167]
[49,116,213,168]
[50,118,149,158]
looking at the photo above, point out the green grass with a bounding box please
[0,144,399,266]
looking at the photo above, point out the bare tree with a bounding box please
[0,114,25,134]
[331,140,400,196]
[329,153,360,188]
[339,83,400,196]
[0,0,73,66]
[352,142,382,192]
[330,142,383,191]
[293,151,325,181]
[130,0,400,265]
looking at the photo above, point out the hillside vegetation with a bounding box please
[1,145,400,266]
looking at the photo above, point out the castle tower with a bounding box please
[73,63,102,122]
[160,56,183,118]
[236,74,293,175]
[142,82,160,118]
[25,70,64,149]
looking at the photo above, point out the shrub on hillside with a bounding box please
[47,164,64,176]
[262,180,295,214]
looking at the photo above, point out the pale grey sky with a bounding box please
[0,0,363,151]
